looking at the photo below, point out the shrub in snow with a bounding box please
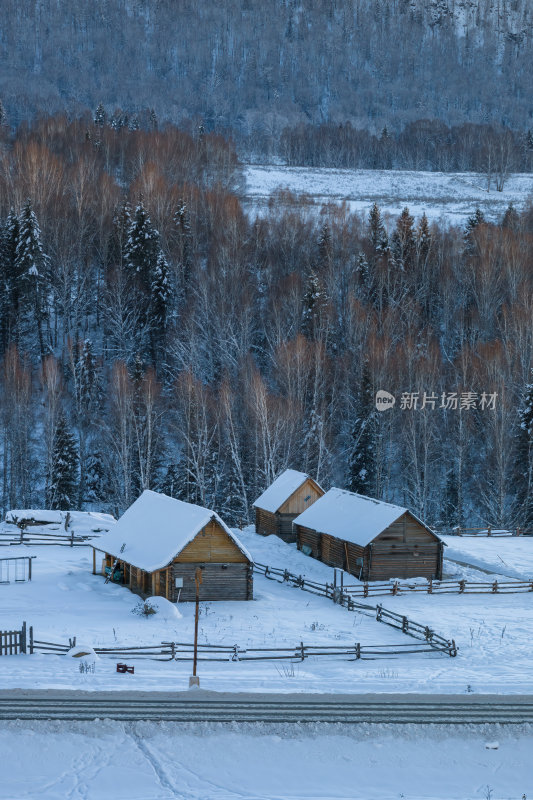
[132,596,181,620]
[132,598,158,617]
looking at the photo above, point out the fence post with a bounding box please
[355,642,361,660]
[427,578,433,594]
[487,525,492,536]
[300,641,305,661]
[29,626,33,654]
[21,621,26,654]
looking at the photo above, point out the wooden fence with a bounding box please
[340,577,533,597]
[0,556,36,583]
[0,622,33,655]
[437,526,533,537]
[0,529,95,547]
[253,562,456,656]
[31,637,447,662]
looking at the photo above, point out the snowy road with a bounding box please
[2,690,533,724]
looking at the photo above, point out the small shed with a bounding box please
[92,490,253,602]
[293,489,444,581]
[253,469,324,543]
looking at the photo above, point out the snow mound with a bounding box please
[144,596,182,619]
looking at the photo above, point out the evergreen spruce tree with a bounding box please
[515,371,533,528]
[347,365,377,495]
[94,103,106,128]
[49,413,79,509]
[463,208,486,255]
[107,200,132,273]
[391,207,415,271]
[317,223,332,271]
[356,252,370,288]
[301,268,328,340]
[149,109,158,130]
[128,116,140,131]
[85,449,106,504]
[368,203,388,254]
[159,462,182,498]
[502,202,519,231]
[174,201,193,293]
[441,468,461,529]
[416,213,431,265]
[0,99,6,126]
[15,199,50,358]
[125,201,160,286]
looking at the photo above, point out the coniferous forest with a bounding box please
[0,112,532,527]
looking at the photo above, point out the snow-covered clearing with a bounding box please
[244,164,533,224]
[440,535,533,580]
[0,526,532,693]
[0,719,531,800]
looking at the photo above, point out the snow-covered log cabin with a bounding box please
[253,469,324,542]
[92,490,253,601]
[293,489,444,581]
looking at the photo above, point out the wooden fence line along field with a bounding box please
[340,577,533,596]
[0,622,32,655]
[30,638,445,662]
[252,562,457,656]
[437,526,533,537]
[0,529,96,547]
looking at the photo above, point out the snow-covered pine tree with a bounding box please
[174,201,193,294]
[107,200,132,274]
[368,203,388,254]
[463,208,486,256]
[347,365,377,495]
[317,223,332,271]
[15,199,50,359]
[0,99,6,126]
[416,213,431,266]
[149,109,158,130]
[84,448,106,505]
[48,412,79,510]
[502,202,519,231]
[391,207,415,271]
[301,268,329,340]
[441,468,461,529]
[515,371,533,528]
[94,103,106,127]
[125,201,160,286]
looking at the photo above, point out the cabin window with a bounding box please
[304,495,311,502]
[302,544,312,556]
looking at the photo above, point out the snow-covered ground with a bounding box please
[244,164,533,224]
[1,527,532,694]
[1,719,531,800]
[440,535,533,580]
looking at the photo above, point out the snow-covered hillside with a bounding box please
[244,165,533,224]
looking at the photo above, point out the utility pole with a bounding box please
[189,567,202,688]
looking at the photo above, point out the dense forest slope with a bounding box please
[1,0,533,142]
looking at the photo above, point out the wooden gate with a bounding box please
[0,621,32,655]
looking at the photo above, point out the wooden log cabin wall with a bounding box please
[293,490,443,581]
[93,490,253,602]
[253,470,324,543]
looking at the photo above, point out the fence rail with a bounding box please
[30,637,445,662]
[340,577,533,597]
[437,526,533,537]
[253,562,456,656]
[0,529,95,547]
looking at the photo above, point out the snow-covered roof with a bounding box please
[293,488,440,547]
[253,469,318,513]
[94,490,251,572]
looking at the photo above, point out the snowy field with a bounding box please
[440,535,533,580]
[1,526,533,695]
[244,164,533,224]
[1,719,532,800]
